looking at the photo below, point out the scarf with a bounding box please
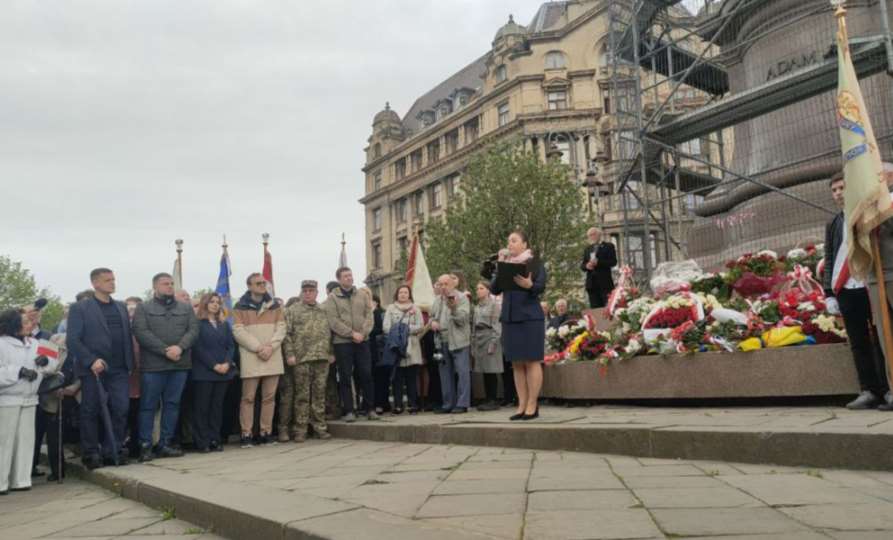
[498,248,533,264]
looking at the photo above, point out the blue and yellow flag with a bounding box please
[215,244,233,323]
[836,2,893,279]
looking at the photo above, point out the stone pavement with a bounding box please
[75,438,893,540]
[328,404,893,470]
[0,477,225,540]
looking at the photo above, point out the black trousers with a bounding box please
[838,288,890,396]
[79,370,130,459]
[393,365,420,410]
[334,342,374,414]
[483,373,499,402]
[127,398,140,457]
[587,287,608,309]
[373,365,392,410]
[192,381,229,450]
[32,407,48,473]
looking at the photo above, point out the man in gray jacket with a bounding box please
[132,273,199,461]
[431,274,471,414]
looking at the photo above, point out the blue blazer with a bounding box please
[191,320,236,382]
[66,298,134,376]
[491,259,548,323]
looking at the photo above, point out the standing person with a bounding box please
[384,285,424,414]
[431,274,472,414]
[283,280,334,442]
[825,172,890,409]
[472,281,503,411]
[39,333,77,482]
[323,281,341,420]
[123,297,142,458]
[323,267,378,422]
[67,268,135,469]
[191,293,236,452]
[232,273,286,447]
[492,230,547,421]
[276,296,302,442]
[370,295,389,415]
[26,300,51,478]
[0,309,47,494]
[581,227,617,309]
[132,272,199,461]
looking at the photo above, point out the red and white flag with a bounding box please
[405,234,435,310]
[263,241,275,297]
[36,339,60,361]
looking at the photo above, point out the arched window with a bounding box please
[495,64,507,83]
[545,51,567,69]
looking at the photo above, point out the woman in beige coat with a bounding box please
[383,285,424,414]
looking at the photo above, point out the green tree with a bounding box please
[425,140,588,298]
[0,255,65,332]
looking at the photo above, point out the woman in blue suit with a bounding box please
[491,230,546,421]
[191,293,236,452]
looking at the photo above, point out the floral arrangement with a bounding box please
[545,244,851,373]
[606,266,639,318]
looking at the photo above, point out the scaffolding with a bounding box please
[605,0,893,280]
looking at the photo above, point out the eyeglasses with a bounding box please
[251,282,266,287]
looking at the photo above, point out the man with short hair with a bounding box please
[824,172,888,409]
[548,299,570,330]
[323,267,377,422]
[66,268,135,470]
[581,228,617,308]
[431,274,472,414]
[132,272,199,461]
[232,273,287,447]
[283,280,334,442]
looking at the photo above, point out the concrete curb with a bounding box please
[327,421,893,471]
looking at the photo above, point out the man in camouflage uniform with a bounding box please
[277,297,301,442]
[283,280,334,442]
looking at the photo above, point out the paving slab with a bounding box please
[422,513,523,540]
[778,503,893,530]
[415,493,527,518]
[650,507,810,536]
[631,486,763,508]
[523,509,664,539]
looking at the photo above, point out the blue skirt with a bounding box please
[502,319,545,363]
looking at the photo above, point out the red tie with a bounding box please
[833,258,850,295]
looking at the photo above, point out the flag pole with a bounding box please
[872,230,893,388]
[175,238,184,290]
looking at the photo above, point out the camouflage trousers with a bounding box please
[279,360,329,435]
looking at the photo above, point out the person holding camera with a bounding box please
[491,230,547,421]
[0,308,55,495]
[384,285,424,414]
[431,274,472,414]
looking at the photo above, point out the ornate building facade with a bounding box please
[361,1,707,300]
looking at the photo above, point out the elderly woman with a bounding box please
[384,285,424,414]
[472,281,503,411]
[0,309,55,494]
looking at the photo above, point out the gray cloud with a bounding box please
[1,0,544,301]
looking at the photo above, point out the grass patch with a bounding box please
[161,506,176,521]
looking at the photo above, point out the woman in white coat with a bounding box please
[383,285,424,414]
[0,309,49,495]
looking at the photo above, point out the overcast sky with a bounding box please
[1,0,545,302]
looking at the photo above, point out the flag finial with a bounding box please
[262,233,270,246]
[222,234,228,249]
[175,238,183,252]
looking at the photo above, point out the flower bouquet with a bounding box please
[606,266,639,318]
[802,314,847,344]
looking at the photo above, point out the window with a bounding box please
[551,134,571,165]
[427,140,440,164]
[495,64,507,83]
[397,236,409,256]
[617,131,636,159]
[600,43,613,68]
[410,149,423,172]
[438,101,452,118]
[430,182,443,209]
[497,102,510,127]
[623,180,640,210]
[603,96,611,114]
[371,243,382,269]
[458,93,469,107]
[547,90,568,111]
[464,117,479,143]
[413,191,424,216]
[545,51,567,69]
[373,171,382,191]
[373,143,381,159]
[602,134,613,161]
[395,158,406,180]
[372,208,382,231]
[447,175,460,198]
[396,198,407,224]
[684,193,704,213]
[680,138,702,156]
[445,129,459,154]
[627,233,656,271]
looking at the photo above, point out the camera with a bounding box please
[432,333,445,363]
[480,253,498,280]
[35,355,50,368]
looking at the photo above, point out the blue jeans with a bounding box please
[138,370,189,448]
[438,347,470,411]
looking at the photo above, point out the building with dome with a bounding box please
[360,1,707,300]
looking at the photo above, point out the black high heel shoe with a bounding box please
[509,412,526,421]
[521,408,539,420]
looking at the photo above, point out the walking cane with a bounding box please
[58,393,63,484]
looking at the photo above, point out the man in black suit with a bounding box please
[581,228,617,308]
[66,268,134,469]
[823,173,890,410]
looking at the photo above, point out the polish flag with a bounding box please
[263,242,275,298]
[405,234,435,310]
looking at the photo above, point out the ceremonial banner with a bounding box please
[836,2,893,279]
[263,237,275,297]
[405,234,435,310]
[216,243,234,323]
[172,257,183,291]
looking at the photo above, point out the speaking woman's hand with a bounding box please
[513,273,533,290]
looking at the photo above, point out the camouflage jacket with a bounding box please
[283,301,333,362]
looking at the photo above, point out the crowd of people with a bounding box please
[2,229,577,493]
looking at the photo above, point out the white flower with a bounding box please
[756,250,778,259]
[787,248,808,260]
[575,319,588,330]
[815,243,825,254]
[621,322,631,333]
[626,339,642,353]
[557,326,570,338]
[546,327,557,338]
[798,301,817,312]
